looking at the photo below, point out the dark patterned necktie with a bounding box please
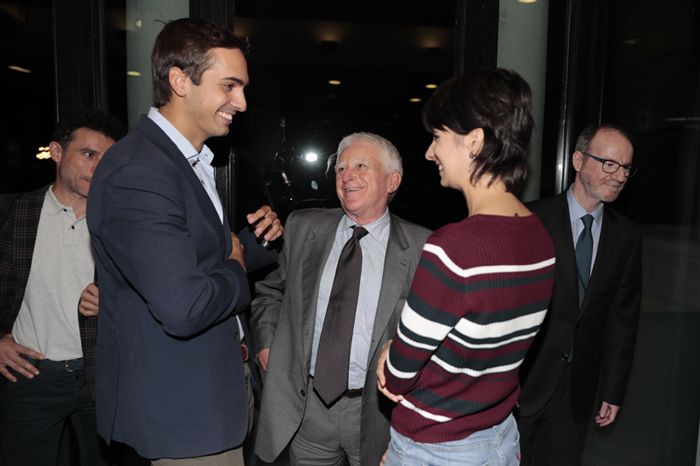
[575,214,594,307]
[313,225,368,405]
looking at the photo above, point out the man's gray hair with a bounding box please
[336,132,403,176]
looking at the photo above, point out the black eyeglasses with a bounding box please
[581,151,637,177]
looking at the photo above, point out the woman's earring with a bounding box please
[469,152,477,160]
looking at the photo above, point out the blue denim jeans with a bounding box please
[386,413,520,466]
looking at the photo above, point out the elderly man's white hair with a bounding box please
[336,132,403,176]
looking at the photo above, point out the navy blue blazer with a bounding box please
[87,116,253,459]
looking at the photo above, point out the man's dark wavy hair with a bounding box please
[151,18,250,108]
[52,110,126,148]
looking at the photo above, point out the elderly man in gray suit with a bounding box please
[251,132,431,466]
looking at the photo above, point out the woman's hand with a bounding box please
[376,340,403,403]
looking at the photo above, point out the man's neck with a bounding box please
[571,181,602,213]
[51,184,87,218]
[158,104,204,152]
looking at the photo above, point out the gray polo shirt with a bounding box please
[13,187,92,360]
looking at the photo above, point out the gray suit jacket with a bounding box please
[250,208,430,465]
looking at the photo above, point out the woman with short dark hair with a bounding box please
[377,69,556,465]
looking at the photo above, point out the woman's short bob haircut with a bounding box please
[422,69,534,194]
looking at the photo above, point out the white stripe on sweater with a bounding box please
[447,328,540,349]
[423,243,555,278]
[453,309,547,341]
[397,325,438,351]
[399,398,452,423]
[400,305,452,343]
[431,354,523,376]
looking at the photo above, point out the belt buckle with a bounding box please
[64,360,74,373]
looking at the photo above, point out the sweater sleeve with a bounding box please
[384,236,465,394]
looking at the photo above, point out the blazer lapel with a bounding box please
[300,212,342,363]
[136,116,226,249]
[366,215,410,367]
[12,188,46,311]
[548,196,580,304]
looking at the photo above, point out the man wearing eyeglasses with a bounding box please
[517,124,642,466]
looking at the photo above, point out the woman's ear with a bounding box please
[468,128,485,155]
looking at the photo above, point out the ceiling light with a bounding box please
[328,80,341,86]
[409,98,422,103]
[518,0,537,3]
[9,65,31,74]
[127,70,142,77]
[425,83,438,89]
[304,152,319,163]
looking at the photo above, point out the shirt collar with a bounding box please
[45,184,82,219]
[147,107,214,164]
[567,185,603,225]
[340,208,390,240]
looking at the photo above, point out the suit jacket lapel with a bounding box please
[135,116,226,250]
[12,187,47,312]
[367,214,410,367]
[300,211,342,363]
[549,195,580,305]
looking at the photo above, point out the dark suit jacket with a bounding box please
[250,208,430,466]
[0,185,98,395]
[519,192,642,422]
[87,115,253,459]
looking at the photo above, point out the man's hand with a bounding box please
[0,334,43,382]
[595,401,620,427]
[257,348,270,372]
[230,232,246,271]
[247,206,283,245]
[376,340,403,403]
[78,282,99,317]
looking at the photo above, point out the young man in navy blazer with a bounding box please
[87,18,282,465]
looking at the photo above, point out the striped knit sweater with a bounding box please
[384,214,555,443]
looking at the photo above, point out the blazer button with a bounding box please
[300,389,306,397]
[560,353,569,361]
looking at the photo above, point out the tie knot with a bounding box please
[581,214,594,230]
[351,226,368,241]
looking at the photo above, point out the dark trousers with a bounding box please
[517,366,587,466]
[0,358,107,466]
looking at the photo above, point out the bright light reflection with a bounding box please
[127,70,142,77]
[36,146,51,160]
[304,152,319,163]
[9,65,31,74]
